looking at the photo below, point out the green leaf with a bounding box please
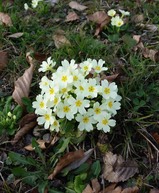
[22,97,34,113]
[12,167,28,177]
[91,160,101,178]
[38,181,48,193]
[73,163,90,175]
[74,173,87,193]
[4,96,12,115]
[9,152,37,166]
[13,105,23,120]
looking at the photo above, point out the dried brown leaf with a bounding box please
[101,74,119,82]
[8,32,23,38]
[133,35,141,44]
[111,186,122,193]
[132,14,144,23]
[121,186,139,193]
[87,11,109,24]
[19,113,37,128]
[91,178,100,193]
[0,12,12,26]
[100,183,117,193]
[103,152,138,183]
[65,11,79,22]
[142,48,158,62]
[69,1,87,11]
[0,51,8,71]
[53,30,71,49]
[63,148,93,172]
[48,149,84,180]
[12,121,37,145]
[34,52,47,62]
[82,184,93,193]
[12,53,34,106]
[24,139,47,151]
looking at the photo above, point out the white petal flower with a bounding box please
[74,79,88,98]
[56,101,76,121]
[67,96,90,114]
[119,9,130,16]
[43,81,59,101]
[104,98,121,115]
[39,76,50,91]
[50,118,60,132]
[76,112,96,132]
[24,3,29,10]
[107,9,116,17]
[101,80,117,99]
[39,57,56,72]
[111,16,124,27]
[92,59,108,73]
[88,102,105,120]
[32,94,47,114]
[96,113,116,133]
[59,59,78,73]
[85,78,100,98]
[80,58,93,76]
[37,109,54,129]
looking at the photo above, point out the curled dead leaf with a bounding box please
[12,53,35,106]
[132,14,144,23]
[103,152,138,183]
[0,51,8,71]
[69,1,87,11]
[24,139,47,151]
[101,74,119,82]
[87,11,109,24]
[133,35,141,44]
[65,11,79,22]
[53,30,71,49]
[48,149,84,180]
[0,12,12,26]
[19,113,37,128]
[142,48,158,62]
[99,183,117,193]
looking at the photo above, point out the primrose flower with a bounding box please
[67,96,90,114]
[111,16,124,27]
[39,76,50,91]
[88,102,106,120]
[119,9,130,16]
[39,57,56,72]
[37,109,54,129]
[32,0,42,8]
[85,78,99,98]
[56,101,76,121]
[44,81,59,101]
[80,58,93,75]
[60,59,78,73]
[101,80,117,99]
[104,98,121,115]
[96,113,116,133]
[32,94,47,114]
[76,112,96,132]
[92,59,108,73]
[24,3,29,10]
[107,9,116,17]
[50,118,60,132]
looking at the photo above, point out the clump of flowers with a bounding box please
[24,0,43,10]
[107,9,130,27]
[33,58,121,133]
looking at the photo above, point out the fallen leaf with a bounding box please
[133,35,141,44]
[12,53,35,106]
[0,51,8,71]
[103,152,138,183]
[100,183,117,193]
[91,178,100,193]
[48,149,84,180]
[65,11,79,22]
[24,139,47,151]
[101,74,119,82]
[132,14,144,23]
[151,132,159,144]
[0,12,12,26]
[82,184,93,193]
[111,186,122,193]
[19,113,37,128]
[8,32,23,38]
[69,1,87,11]
[53,30,71,49]
[12,121,37,145]
[142,48,158,62]
[63,148,94,172]
[149,189,159,193]
[34,52,47,62]
[87,11,110,35]
[121,186,139,193]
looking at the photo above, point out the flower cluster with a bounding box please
[107,9,130,27]
[33,58,121,133]
[24,0,43,10]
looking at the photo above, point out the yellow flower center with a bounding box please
[53,121,58,127]
[94,107,101,114]
[75,100,82,107]
[44,114,50,121]
[108,101,113,108]
[63,106,70,113]
[104,87,110,94]
[54,97,58,105]
[61,88,67,93]
[83,116,89,123]
[40,101,44,108]
[84,66,88,71]
[44,82,48,86]
[61,75,68,82]
[49,88,55,95]
[95,66,101,71]
[102,119,108,125]
[88,86,95,92]
[73,75,78,81]
[79,86,84,91]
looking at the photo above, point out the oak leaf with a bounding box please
[12,53,34,106]
[69,1,87,11]
[103,152,138,183]
[48,149,84,180]
[0,12,12,26]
